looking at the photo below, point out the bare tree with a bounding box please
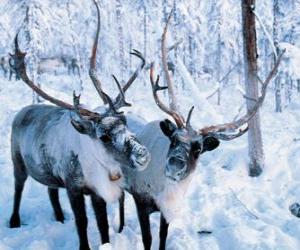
[216,10,223,105]
[273,0,282,112]
[142,2,148,60]
[115,0,126,82]
[24,2,42,104]
[241,0,263,176]
[67,0,83,92]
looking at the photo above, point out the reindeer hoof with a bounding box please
[9,214,21,228]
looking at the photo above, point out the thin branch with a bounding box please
[243,95,257,103]
[206,88,219,100]
[252,9,278,59]
[229,188,259,220]
[206,61,240,100]
[219,61,241,83]
[168,39,183,53]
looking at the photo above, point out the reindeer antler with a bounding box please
[113,49,145,110]
[198,50,285,140]
[150,63,185,128]
[10,34,99,119]
[150,9,284,140]
[90,0,145,112]
[89,0,116,111]
[149,9,187,128]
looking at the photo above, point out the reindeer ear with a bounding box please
[71,119,94,135]
[160,119,177,137]
[202,136,220,152]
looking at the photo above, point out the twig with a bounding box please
[255,74,264,86]
[219,61,240,83]
[252,9,278,60]
[229,188,259,220]
[233,103,245,121]
[243,95,257,103]
[206,87,219,100]
[206,62,240,100]
[168,39,183,52]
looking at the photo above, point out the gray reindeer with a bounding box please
[117,12,285,250]
[8,1,150,249]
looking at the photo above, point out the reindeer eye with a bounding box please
[191,141,202,157]
[170,138,177,148]
[100,134,111,143]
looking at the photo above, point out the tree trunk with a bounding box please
[67,0,83,93]
[241,0,264,177]
[273,0,282,112]
[26,4,42,104]
[162,0,168,23]
[143,3,147,60]
[216,20,222,105]
[116,0,126,83]
[275,73,282,112]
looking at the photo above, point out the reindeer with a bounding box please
[0,55,18,80]
[68,58,80,76]
[0,56,8,78]
[116,12,285,250]
[8,1,150,249]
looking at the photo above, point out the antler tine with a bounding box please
[73,91,82,117]
[199,50,285,140]
[207,126,249,141]
[89,0,111,105]
[112,74,131,111]
[186,106,195,132]
[161,7,178,112]
[10,34,99,118]
[111,49,145,111]
[150,63,184,128]
[121,49,146,93]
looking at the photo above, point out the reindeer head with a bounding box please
[9,0,150,177]
[70,90,150,172]
[159,118,219,181]
[149,9,284,182]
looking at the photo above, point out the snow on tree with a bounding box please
[241,0,264,176]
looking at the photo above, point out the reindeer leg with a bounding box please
[159,214,169,250]
[67,188,90,250]
[48,187,64,223]
[9,151,27,228]
[134,195,152,250]
[90,194,109,244]
[118,191,125,233]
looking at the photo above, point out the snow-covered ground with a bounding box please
[1,70,300,250]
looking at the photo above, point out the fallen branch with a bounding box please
[229,188,259,220]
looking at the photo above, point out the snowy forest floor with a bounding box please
[1,72,300,250]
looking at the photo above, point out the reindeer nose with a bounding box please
[168,157,185,170]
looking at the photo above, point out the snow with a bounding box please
[1,0,300,249]
[1,70,300,249]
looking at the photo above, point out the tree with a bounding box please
[115,0,126,82]
[241,0,264,176]
[67,0,84,93]
[24,1,43,104]
[273,0,282,112]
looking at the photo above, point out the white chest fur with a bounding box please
[77,135,123,203]
[155,175,193,223]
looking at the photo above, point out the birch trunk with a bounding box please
[241,0,264,177]
[273,0,282,112]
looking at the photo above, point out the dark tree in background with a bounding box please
[241,0,264,177]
